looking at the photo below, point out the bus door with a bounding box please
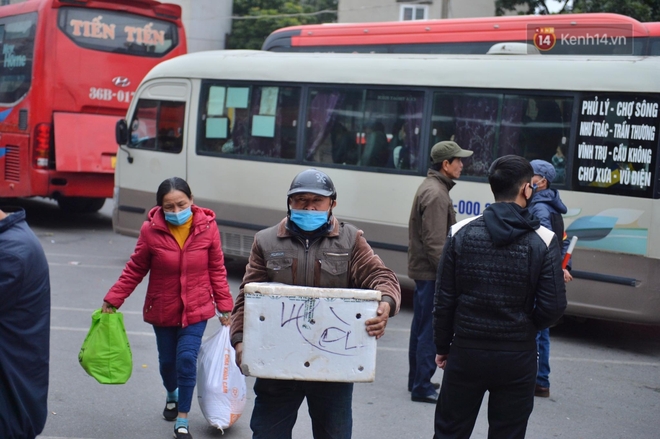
[113,80,191,235]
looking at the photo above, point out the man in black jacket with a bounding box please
[432,155,567,439]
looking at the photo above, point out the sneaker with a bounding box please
[174,425,192,439]
[163,401,178,421]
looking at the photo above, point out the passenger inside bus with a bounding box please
[331,121,358,165]
[552,146,567,184]
[360,121,389,167]
[388,120,411,170]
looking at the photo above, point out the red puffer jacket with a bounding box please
[104,205,233,328]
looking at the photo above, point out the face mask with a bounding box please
[524,183,536,208]
[290,209,329,232]
[164,206,192,226]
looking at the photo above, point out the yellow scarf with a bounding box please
[167,214,194,249]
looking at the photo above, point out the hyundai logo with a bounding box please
[112,77,131,87]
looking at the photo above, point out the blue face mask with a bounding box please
[290,209,329,232]
[164,206,192,226]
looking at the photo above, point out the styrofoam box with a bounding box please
[241,282,382,382]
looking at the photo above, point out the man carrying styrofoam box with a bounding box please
[230,168,401,439]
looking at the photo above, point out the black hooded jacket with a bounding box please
[433,202,567,354]
[0,208,50,439]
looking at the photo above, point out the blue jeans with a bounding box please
[251,378,353,439]
[408,279,437,398]
[536,328,550,388]
[153,320,207,413]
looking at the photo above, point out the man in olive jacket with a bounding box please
[407,141,472,403]
[231,168,401,439]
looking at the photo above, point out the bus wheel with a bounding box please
[57,197,106,214]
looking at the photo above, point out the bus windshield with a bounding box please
[57,7,178,57]
[0,12,36,104]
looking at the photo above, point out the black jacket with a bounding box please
[0,208,51,439]
[433,202,567,355]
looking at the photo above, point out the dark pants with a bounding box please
[408,279,437,397]
[153,320,207,413]
[251,378,353,439]
[434,346,537,439]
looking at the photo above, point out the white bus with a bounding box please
[113,50,660,325]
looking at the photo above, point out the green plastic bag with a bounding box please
[78,308,132,384]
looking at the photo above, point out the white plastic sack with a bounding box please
[197,324,247,432]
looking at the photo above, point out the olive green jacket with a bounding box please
[407,169,456,281]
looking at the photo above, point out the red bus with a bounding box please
[0,0,186,212]
[262,12,655,56]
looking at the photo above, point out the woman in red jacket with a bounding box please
[102,177,233,439]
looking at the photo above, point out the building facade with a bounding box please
[167,0,232,52]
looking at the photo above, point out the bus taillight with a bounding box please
[33,123,51,168]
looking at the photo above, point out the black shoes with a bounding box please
[163,401,178,421]
[411,392,439,404]
[408,382,441,392]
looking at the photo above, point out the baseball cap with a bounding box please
[430,141,473,164]
[530,159,556,183]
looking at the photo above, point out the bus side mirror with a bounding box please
[115,119,134,164]
[116,119,128,145]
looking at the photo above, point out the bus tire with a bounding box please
[57,197,106,214]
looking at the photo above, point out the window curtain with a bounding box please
[499,97,525,157]
[404,96,424,168]
[306,91,343,161]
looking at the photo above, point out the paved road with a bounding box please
[3,198,658,439]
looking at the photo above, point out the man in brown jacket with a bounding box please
[407,140,472,403]
[231,168,401,439]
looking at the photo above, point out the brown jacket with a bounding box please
[230,217,401,347]
[407,169,456,281]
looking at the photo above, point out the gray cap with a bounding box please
[430,141,473,164]
[530,159,556,183]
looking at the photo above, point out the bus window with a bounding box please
[57,7,178,57]
[500,95,573,184]
[129,99,184,153]
[198,84,299,160]
[431,92,573,180]
[158,102,185,153]
[431,92,501,177]
[0,13,36,104]
[304,87,424,170]
[295,45,389,54]
[650,38,660,55]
